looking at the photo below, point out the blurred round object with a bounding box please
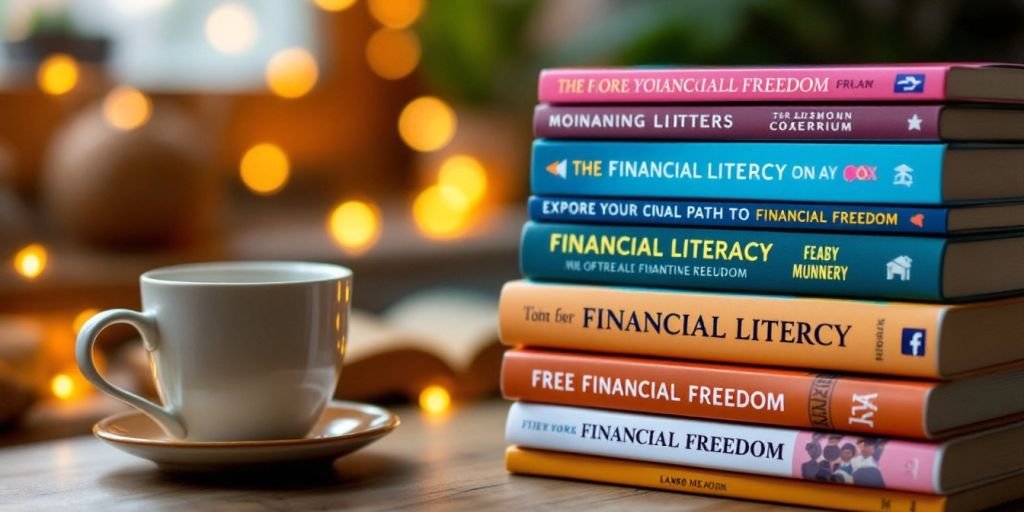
[365,28,420,80]
[398,96,456,152]
[42,99,219,249]
[265,47,318,99]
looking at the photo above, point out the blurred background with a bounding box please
[1,0,1022,442]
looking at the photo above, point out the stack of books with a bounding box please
[500,64,1024,511]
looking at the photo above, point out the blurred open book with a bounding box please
[335,289,504,403]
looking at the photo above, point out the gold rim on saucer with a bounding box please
[95,400,399,446]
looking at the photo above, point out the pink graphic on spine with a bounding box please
[843,165,878,182]
[791,432,937,493]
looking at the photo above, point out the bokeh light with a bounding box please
[413,185,471,238]
[368,0,423,29]
[438,155,487,205]
[328,200,381,252]
[240,143,290,195]
[73,309,100,334]
[365,28,420,80]
[51,374,74,401]
[398,97,456,152]
[418,385,451,415]
[102,86,152,131]
[437,184,471,212]
[37,54,79,96]
[13,244,47,279]
[265,48,319,99]
[313,0,357,11]
[205,3,259,55]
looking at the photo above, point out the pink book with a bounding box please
[538,63,1024,104]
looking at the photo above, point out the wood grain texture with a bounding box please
[6,400,1019,511]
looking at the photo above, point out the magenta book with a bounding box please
[534,105,945,140]
[537,63,1024,104]
[534,104,1024,141]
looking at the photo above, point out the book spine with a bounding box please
[498,281,946,378]
[538,66,950,103]
[520,222,947,301]
[506,447,951,512]
[505,403,941,494]
[534,105,944,140]
[528,196,951,235]
[501,350,933,438]
[531,140,946,204]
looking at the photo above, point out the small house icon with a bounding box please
[887,256,912,281]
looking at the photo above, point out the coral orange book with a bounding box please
[501,349,1024,439]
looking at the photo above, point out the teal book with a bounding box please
[519,222,1024,301]
[531,140,1024,204]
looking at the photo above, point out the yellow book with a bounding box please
[505,446,1024,512]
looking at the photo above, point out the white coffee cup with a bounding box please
[76,261,351,441]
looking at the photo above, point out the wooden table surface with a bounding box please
[0,400,808,511]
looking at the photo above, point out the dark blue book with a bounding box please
[528,196,1024,235]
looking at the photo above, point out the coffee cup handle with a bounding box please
[75,309,187,439]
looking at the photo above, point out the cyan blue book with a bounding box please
[531,140,1024,205]
[519,222,1024,301]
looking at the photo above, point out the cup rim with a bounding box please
[141,261,352,286]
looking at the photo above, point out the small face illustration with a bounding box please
[823,444,840,461]
[841,447,854,461]
[861,443,876,458]
[806,443,821,459]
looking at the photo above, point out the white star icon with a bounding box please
[907,114,923,131]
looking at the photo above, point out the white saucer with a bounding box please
[94,401,399,472]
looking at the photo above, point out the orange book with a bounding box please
[501,349,1024,439]
[498,280,1024,379]
[505,446,1024,512]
